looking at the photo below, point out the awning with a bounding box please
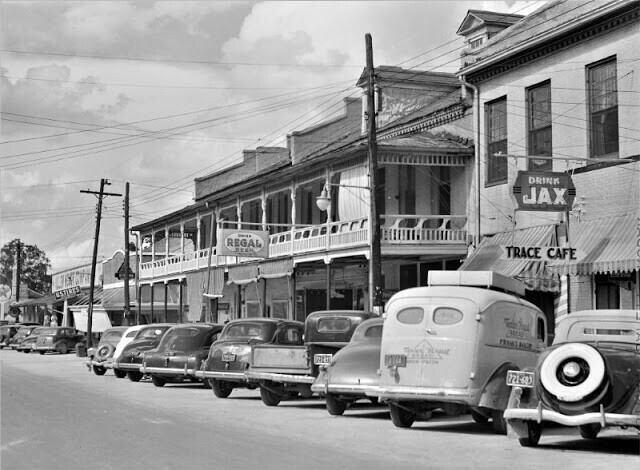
[554,215,639,275]
[101,286,137,309]
[72,308,112,333]
[259,259,293,279]
[11,292,58,308]
[228,264,259,285]
[460,224,559,292]
[72,287,104,306]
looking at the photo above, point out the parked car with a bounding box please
[87,326,128,375]
[9,325,41,350]
[370,271,547,433]
[33,327,85,354]
[504,309,640,447]
[0,325,21,349]
[114,324,173,382]
[246,310,373,407]
[312,317,384,415]
[105,325,149,378]
[16,327,47,353]
[196,318,304,399]
[141,323,223,387]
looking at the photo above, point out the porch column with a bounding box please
[164,280,168,323]
[164,224,169,260]
[181,221,185,255]
[325,262,331,309]
[236,198,242,230]
[178,279,183,323]
[150,283,155,321]
[290,182,296,231]
[196,214,201,251]
[151,230,155,264]
[261,189,267,231]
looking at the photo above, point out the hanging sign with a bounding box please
[217,229,269,258]
[512,171,576,212]
[54,285,81,300]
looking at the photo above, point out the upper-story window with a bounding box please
[469,37,484,49]
[587,57,618,158]
[486,97,508,185]
[241,199,262,230]
[527,81,552,171]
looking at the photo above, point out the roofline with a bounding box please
[456,9,525,35]
[457,0,631,77]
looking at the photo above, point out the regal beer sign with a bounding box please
[217,229,269,258]
[512,171,576,212]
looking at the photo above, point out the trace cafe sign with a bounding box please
[512,171,575,212]
[217,229,269,258]
[500,245,585,262]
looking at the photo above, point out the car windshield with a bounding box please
[40,328,58,335]
[137,327,168,340]
[161,328,203,351]
[102,330,124,342]
[0,326,12,334]
[15,327,34,336]
[222,322,273,341]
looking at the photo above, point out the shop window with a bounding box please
[527,81,552,171]
[271,301,288,319]
[595,274,620,309]
[398,166,416,216]
[588,57,618,157]
[245,301,261,318]
[400,264,418,290]
[486,97,508,185]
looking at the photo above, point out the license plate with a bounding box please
[313,354,332,365]
[384,354,407,367]
[222,353,236,362]
[506,370,534,388]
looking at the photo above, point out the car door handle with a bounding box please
[425,328,437,335]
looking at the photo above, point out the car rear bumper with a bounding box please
[33,346,56,351]
[246,371,315,384]
[504,406,640,427]
[194,370,246,381]
[113,362,142,371]
[310,382,371,395]
[366,385,474,402]
[141,364,198,377]
[86,359,114,369]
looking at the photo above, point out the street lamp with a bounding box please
[316,187,331,212]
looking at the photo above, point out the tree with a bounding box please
[0,239,51,294]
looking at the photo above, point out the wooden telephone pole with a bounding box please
[80,179,121,348]
[123,182,131,324]
[365,33,383,314]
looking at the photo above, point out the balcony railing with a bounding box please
[140,214,467,279]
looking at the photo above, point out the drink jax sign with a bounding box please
[512,171,575,212]
[500,245,585,262]
[217,229,269,258]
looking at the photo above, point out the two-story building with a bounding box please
[455,0,639,331]
[131,66,476,322]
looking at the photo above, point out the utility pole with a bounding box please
[81,179,122,348]
[123,182,131,324]
[14,239,21,303]
[365,33,383,314]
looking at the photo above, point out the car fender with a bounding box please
[478,362,518,410]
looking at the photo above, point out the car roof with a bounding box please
[556,309,639,321]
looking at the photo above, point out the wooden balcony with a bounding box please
[139,215,467,280]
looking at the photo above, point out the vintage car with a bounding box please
[16,327,47,353]
[312,317,384,415]
[0,324,21,349]
[33,327,85,354]
[141,323,223,387]
[87,326,128,375]
[246,310,373,407]
[369,271,547,433]
[9,325,41,349]
[196,318,304,399]
[105,325,149,378]
[504,309,640,447]
[114,324,173,382]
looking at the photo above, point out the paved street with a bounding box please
[1,351,638,470]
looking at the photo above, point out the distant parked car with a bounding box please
[114,324,173,382]
[33,327,85,354]
[16,327,47,353]
[247,310,373,406]
[142,323,223,387]
[505,309,640,447]
[9,325,40,350]
[87,327,128,375]
[103,325,149,378]
[0,325,21,349]
[312,317,384,415]
[197,318,304,399]
[370,271,547,433]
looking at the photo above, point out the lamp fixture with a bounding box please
[316,182,370,212]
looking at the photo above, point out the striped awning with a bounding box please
[554,215,639,275]
[259,259,293,279]
[228,264,259,285]
[460,224,559,292]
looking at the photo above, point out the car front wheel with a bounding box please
[325,394,347,416]
[92,365,107,376]
[579,423,601,439]
[151,375,166,387]
[113,368,127,379]
[491,409,508,435]
[58,343,68,354]
[127,371,143,382]
[518,421,543,447]
[389,403,415,428]
[211,379,233,398]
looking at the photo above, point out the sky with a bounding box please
[0,0,543,276]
